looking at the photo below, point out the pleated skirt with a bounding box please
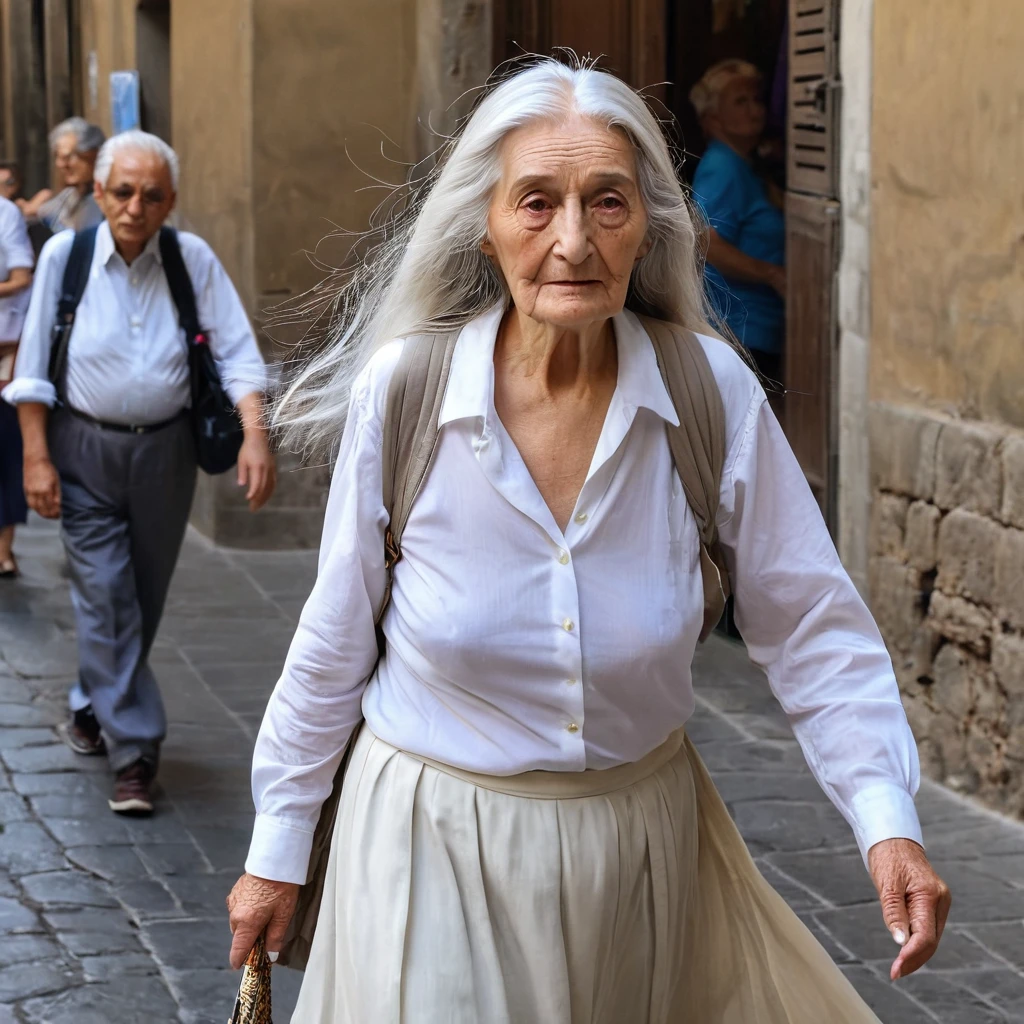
[292,726,881,1024]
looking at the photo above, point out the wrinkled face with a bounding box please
[0,170,17,199]
[54,134,97,187]
[482,114,650,330]
[705,77,765,146]
[95,150,176,252]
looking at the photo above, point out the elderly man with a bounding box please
[21,118,106,234]
[2,130,275,814]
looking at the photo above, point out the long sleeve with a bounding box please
[716,391,923,864]
[187,237,267,405]
[1,230,72,407]
[245,354,393,884]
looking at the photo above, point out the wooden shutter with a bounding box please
[785,192,840,514]
[787,0,840,198]
[784,0,842,526]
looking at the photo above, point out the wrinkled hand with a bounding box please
[23,457,61,519]
[227,872,299,970]
[236,430,276,512]
[868,838,951,980]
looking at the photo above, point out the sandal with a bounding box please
[0,556,19,579]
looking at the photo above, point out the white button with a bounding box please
[566,722,579,734]
[575,512,588,524]
[562,618,574,632]
[557,550,569,565]
[566,677,578,686]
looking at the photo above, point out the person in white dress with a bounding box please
[227,59,950,1023]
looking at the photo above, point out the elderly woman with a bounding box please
[21,118,105,234]
[227,60,949,1022]
[690,59,785,381]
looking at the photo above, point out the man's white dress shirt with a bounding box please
[247,305,923,885]
[2,221,265,423]
[0,196,35,341]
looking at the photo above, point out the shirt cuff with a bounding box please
[224,368,268,407]
[849,782,924,867]
[245,813,316,885]
[2,377,57,407]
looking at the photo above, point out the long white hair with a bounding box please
[274,57,717,458]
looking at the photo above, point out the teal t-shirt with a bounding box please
[692,141,785,354]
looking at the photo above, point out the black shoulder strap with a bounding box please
[48,226,99,388]
[158,226,202,341]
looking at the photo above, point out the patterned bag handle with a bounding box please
[228,933,273,1023]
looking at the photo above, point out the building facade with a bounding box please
[866,0,1024,816]
[4,1,1023,814]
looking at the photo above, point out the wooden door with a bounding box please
[785,192,840,511]
[784,0,842,526]
[492,0,666,94]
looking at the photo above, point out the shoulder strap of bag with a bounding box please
[48,225,99,389]
[637,314,731,641]
[376,329,460,622]
[157,226,203,342]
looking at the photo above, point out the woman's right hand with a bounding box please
[227,872,300,970]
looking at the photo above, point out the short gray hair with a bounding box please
[49,117,106,155]
[94,130,180,191]
[689,59,762,119]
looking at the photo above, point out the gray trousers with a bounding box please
[50,410,197,772]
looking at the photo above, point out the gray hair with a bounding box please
[94,130,180,190]
[689,59,762,120]
[49,117,106,155]
[275,57,721,459]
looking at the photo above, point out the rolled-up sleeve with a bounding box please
[717,392,923,865]
[245,353,395,883]
[189,238,267,405]
[1,230,72,408]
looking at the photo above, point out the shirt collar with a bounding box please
[95,219,164,268]
[438,304,680,430]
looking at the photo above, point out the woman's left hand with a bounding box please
[867,838,951,980]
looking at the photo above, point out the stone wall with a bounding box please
[869,401,1024,814]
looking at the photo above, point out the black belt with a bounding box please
[65,405,188,435]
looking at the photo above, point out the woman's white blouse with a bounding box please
[247,306,922,885]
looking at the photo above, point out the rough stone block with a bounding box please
[934,419,1005,516]
[905,501,941,571]
[1001,434,1024,529]
[926,591,993,657]
[931,642,993,721]
[869,493,908,558]
[868,556,925,655]
[869,402,942,500]
[995,527,1024,630]
[935,509,1001,606]
[992,632,1024,698]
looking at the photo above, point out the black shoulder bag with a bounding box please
[49,225,245,475]
[158,226,244,475]
[48,226,99,397]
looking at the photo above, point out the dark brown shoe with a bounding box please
[59,707,106,756]
[109,759,155,816]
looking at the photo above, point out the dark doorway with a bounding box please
[136,0,171,142]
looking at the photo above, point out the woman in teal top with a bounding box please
[690,60,785,379]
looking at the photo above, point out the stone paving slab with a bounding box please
[1,516,1024,1021]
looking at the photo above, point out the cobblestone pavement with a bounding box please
[2,517,1024,1023]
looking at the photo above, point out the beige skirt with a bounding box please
[292,726,881,1024]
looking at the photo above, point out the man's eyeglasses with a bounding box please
[105,184,168,206]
